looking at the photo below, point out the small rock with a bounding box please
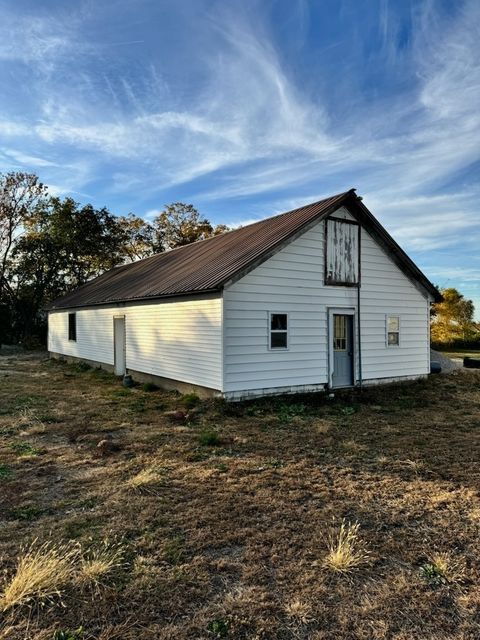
[96,437,118,456]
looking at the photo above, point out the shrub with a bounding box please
[323,519,370,574]
[0,540,79,612]
[181,393,201,409]
[198,429,221,446]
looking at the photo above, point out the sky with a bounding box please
[0,0,479,315]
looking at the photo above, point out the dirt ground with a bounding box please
[0,352,479,640]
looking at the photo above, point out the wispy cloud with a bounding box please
[0,0,478,311]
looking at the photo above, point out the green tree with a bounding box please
[152,202,228,251]
[431,287,477,343]
[116,213,155,261]
[10,197,127,339]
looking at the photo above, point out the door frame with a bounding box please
[327,307,356,388]
[113,315,126,376]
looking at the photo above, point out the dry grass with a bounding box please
[284,598,314,624]
[125,467,162,494]
[323,519,370,574]
[0,540,78,612]
[421,551,466,585]
[77,540,126,590]
[1,352,480,638]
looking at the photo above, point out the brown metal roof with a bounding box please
[48,189,441,310]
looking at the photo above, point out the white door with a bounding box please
[113,316,126,376]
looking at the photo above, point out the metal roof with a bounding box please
[48,189,441,310]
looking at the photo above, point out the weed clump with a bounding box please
[77,539,126,591]
[141,382,157,392]
[420,552,465,586]
[207,618,229,637]
[323,519,370,574]
[198,429,221,446]
[0,540,79,612]
[181,393,201,409]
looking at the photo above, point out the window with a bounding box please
[386,315,399,346]
[270,313,288,349]
[333,315,347,351]
[68,313,76,341]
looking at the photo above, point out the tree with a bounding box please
[10,197,127,339]
[0,172,47,300]
[152,202,229,251]
[116,214,155,261]
[431,287,477,343]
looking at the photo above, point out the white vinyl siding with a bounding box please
[48,307,115,365]
[359,231,429,379]
[48,295,222,390]
[223,206,429,394]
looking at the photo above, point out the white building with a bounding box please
[47,190,441,400]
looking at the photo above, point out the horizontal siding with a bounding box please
[223,205,429,393]
[49,295,222,390]
[360,228,429,380]
[48,308,115,364]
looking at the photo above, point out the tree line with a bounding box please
[0,172,228,345]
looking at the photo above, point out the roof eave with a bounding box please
[45,287,222,312]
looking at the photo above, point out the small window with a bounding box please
[334,315,347,351]
[270,313,288,349]
[68,313,76,341]
[386,315,399,346]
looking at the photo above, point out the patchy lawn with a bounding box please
[1,353,480,640]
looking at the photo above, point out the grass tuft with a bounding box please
[420,552,465,585]
[198,429,221,446]
[323,519,370,574]
[284,598,314,624]
[77,539,126,591]
[126,467,163,494]
[0,540,79,612]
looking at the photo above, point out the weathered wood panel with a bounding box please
[325,218,359,285]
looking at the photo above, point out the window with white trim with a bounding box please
[269,313,288,349]
[386,315,400,346]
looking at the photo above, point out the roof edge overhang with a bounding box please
[45,288,222,312]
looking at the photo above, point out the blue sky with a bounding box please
[1,0,479,314]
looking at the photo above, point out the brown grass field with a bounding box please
[0,352,479,639]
